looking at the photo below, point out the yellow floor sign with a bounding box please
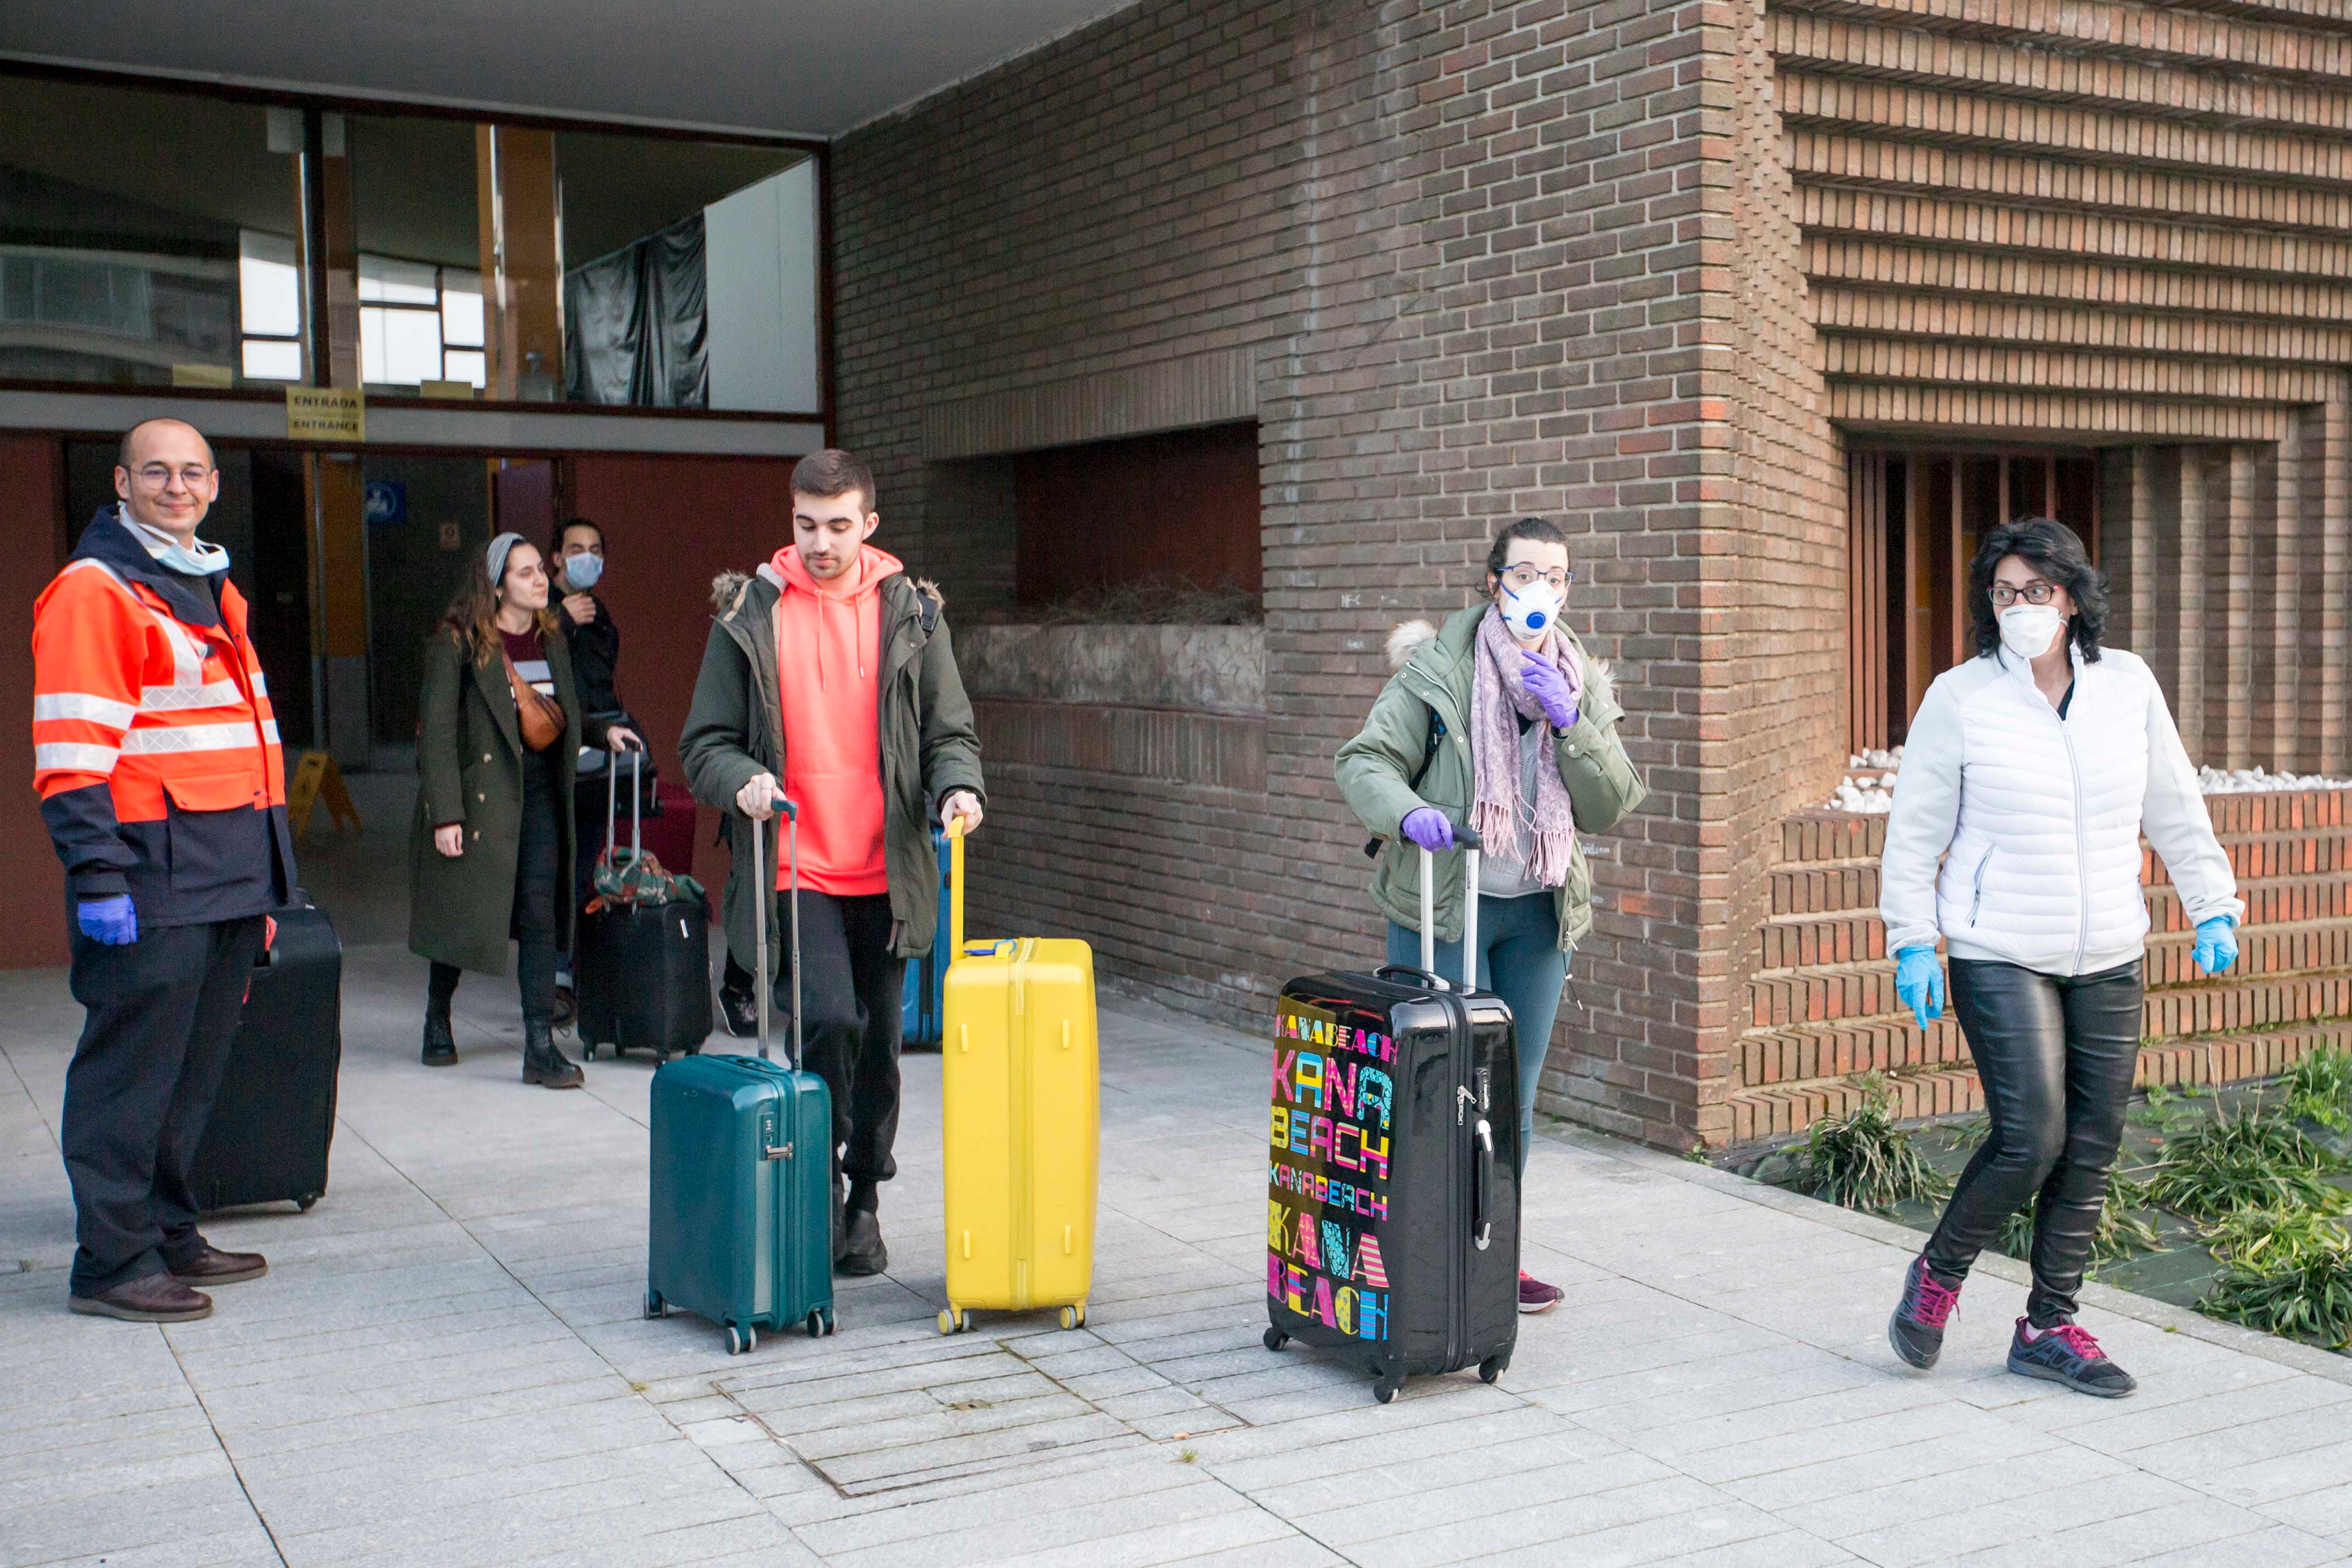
[287,750,362,841]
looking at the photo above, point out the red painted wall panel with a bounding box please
[0,437,72,968]
[568,451,801,893]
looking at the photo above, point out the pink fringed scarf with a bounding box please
[1469,606,1580,888]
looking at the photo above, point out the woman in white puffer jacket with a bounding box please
[1879,519,2242,1400]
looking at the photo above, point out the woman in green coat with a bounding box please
[1335,516,1647,1313]
[410,534,638,1086]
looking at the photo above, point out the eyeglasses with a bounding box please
[1499,565,1575,593]
[130,464,214,488]
[1989,583,2059,607]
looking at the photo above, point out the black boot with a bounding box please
[838,1182,887,1276]
[422,1008,458,1068]
[522,1018,584,1089]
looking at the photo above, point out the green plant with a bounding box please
[2282,1046,2352,1132]
[2142,1109,2351,1221]
[1993,1176,2164,1266]
[2202,1206,2352,1269]
[2200,1237,2352,1350]
[1796,1090,1950,1213]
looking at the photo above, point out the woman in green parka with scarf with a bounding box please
[1335,516,1647,1315]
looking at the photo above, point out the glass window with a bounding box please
[242,338,302,380]
[357,253,438,305]
[440,268,483,348]
[0,76,296,388]
[443,348,486,388]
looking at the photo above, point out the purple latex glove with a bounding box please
[1520,651,1579,730]
[1400,808,1454,852]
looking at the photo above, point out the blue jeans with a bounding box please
[1386,892,1568,1175]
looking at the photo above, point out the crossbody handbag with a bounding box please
[501,651,566,751]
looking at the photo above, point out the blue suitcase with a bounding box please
[900,827,952,1048]
[645,801,835,1353]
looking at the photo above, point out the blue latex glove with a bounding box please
[1400,808,1454,852]
[1519,651,1580,731]
[2194,915,2239,975]
[77,895,137,947]
[1894,945,1944,1029]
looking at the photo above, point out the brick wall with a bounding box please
[831,0,1850,1148]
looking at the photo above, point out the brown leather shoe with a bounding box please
[70,1272,213,1323]
[169,1245,268,1286]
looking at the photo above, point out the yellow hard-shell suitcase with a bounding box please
[937,823,1099,1334]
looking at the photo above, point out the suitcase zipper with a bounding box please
[1011,939,1034,1308]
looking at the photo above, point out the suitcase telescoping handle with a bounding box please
[943,812,983,966]
[603,746,648,869]
[1414,819,1486,991]
[748,794,803,1069]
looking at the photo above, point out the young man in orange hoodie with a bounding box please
[683,450,984,1275]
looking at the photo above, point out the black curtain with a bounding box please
[562,212,707,407]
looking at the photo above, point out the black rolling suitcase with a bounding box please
[188,896,343,1213]
[1263,826,1520,1403]
[578,751,713,1062]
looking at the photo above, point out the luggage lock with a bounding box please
[1456,1085,1474,1125]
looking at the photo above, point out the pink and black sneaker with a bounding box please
[2009,1318,2136,1398]
[1888,1254,1961,1369]
[1518,1271,1563,1314]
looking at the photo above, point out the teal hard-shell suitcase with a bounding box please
[645,801,835,1353]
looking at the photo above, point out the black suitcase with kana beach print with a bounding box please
[1262,830,1521,1403]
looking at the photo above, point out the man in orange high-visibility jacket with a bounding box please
[33,417,296,1325]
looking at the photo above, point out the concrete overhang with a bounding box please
[0,0,1140,139]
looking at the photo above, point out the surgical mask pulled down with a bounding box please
[563,552,604,591]
[1498,579,1561,642]
[1999,602,2067,660]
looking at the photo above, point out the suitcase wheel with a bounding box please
[1262,1327,1288,1354]
[805,1310,824,1339]
[824,1311,836,1335]
[581,1042,596,1062]
[1057,1303,1087,1331]
[644,1289,667,1321]
[1479,1354,1509,1385]
[725,1323,757,1355]
[295,1195,320,1213]
[1373,1371,1400,1405]
[936,1309,972,1336]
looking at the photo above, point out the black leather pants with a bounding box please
[1922,958,2143,1326]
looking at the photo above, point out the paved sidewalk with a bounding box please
[5,945,2352,1568]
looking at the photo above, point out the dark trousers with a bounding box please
[61,915,268,1294]
[430,755,561,1024]
[773,889,905,1204]
[1924,957,2145,1325]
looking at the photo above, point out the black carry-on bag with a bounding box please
[188,895,343,1213]
[1263,824,1521,1403]
[578,750,713,1062]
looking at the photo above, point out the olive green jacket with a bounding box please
[1335,606,1647,952]
[680,564,984,980]
[409,625,608,975]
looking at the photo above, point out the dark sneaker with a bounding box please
[1888,1254,1961,1370]
[2009,1319,2136,1398]
[168,1246,268,1286]
[717,980,758,1039]
[837,1209,888,1276]
[1518,1271,1563,1314]
[70,1273,212,1323]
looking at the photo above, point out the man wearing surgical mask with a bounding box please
[553,519,621,1025]
[1879,518,2242,1400]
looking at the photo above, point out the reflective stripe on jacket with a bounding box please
[32,509,293,924]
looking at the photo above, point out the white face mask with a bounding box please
[563,551,603,591]
[1999,602,2067,660]
[1499,580,1561,641]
